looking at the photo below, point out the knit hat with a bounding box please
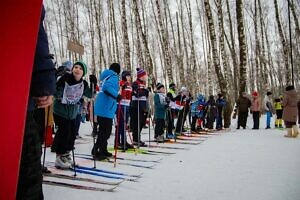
[62,60,73,71]
[136,68,146,79]
[267,91,272,96]
[109,63,121,75]
[121,70,131,81]
[285,85,295,91]
[73,61,87,77]
[252,91,258,97]
[169,83,176,89]
[156,83,164,90]
[181,87,187,92]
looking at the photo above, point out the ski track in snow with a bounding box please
[44,116,300,200]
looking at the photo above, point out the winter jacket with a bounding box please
[131,78,149,112]
[251,97,261,112]
[119,80,132,106]
[282,89,299,122]
[274,99,283,110]
[216,98,226,116]
[264,95,274,113]
[28,6,56,111]
[236,96,251,112]
[154,92,167,119]
[94,69,120,119]
[53,73,91,120]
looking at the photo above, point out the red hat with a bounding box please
[252,91,258,97]
[136,68,146,79]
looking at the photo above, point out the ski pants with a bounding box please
[175,109,184,133]
[266,111,272,127]
[216,115,223,129]
[166,109,174,134]
[155,118,165,138]
[53,114,76,155]
[130,105,147,142]
[252,111,260,129]
[117,105,129,145]
[95,116,113,152]
[17,111,43,200]
[237,111,248,128]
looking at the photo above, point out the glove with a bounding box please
[117,94,122,102]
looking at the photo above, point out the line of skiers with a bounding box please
[49,61,232,169]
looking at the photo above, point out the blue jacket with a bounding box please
[94,69,119,119]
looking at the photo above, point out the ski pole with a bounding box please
[42,106,51,172]
[114,103,122,167]
[91,82,96,169]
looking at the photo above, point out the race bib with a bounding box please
[62,82,84,104]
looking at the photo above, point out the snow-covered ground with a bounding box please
[43,116,300,200]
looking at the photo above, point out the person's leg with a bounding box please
[17,111,43,200]
[266,112,271,128]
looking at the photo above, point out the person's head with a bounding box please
[242,92,247,98]
[169,83,176,91]
[252,91,258,98]
[121,70,131,82]
[109,63,121,75]
[217,93,223,99]
[285,85,295,91]
[136,68,147,82]
[72,61,87,80]
[180,87,188,96]
[267,91,272,96]
[62,60,73,72]
[156,83,165,93]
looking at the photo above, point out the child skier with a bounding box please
[274,96,283,128]
[117,70,134,150]
[52,61,91,169]
[154,83,169,142]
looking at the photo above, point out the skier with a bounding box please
[215,93,226,130]
[166,83,177,139]
[264,91,273,129]
[250,91,261,129]
[274,96,283,128]
[117,70,134,150]
[191,94,207,132]
[154,83,169,142]
[92,63,121,160]
[205,95,217,130]
[174,87,188,135]
[130,68,149,147]
[17,5,56,199]
[236,92,251,129]
[282,85,299,137]
[52,61,91,168]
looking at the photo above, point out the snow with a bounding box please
[43,116,300,200]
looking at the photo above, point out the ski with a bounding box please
[107,147,158,155]
[43,179,117,192]
[46,163,137,181]
[76,165,142,178]
[144,144,189,150]
[43,172,123,185]
[75,155,155,169]
[76,153,162,163]
[175,135,205,141]
[145,139,202,145]
[109,147,175,155]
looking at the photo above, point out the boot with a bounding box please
[55,154,72,169]
[292,125,299,138]
[284,128,293,138]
